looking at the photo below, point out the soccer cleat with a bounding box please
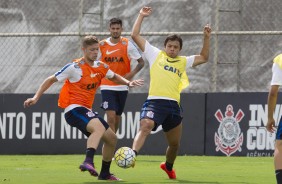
[98,173,121,181]
[79,162,99,177]
[160,162,176,179]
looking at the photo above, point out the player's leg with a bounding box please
[79,118,108,177]
[164,123,182,164]
[86,118,107,150]
[114,90,128,133]
[98,125,120,180]
[274,118,282,184]
[101,90,122,132]
[275,140,282,184]
[105,110,117,132]
[64,107,107,177]
[160,100,182,179]
[115,115,121,132]
[160,123,182,179]
[132,99,162,155]
[275,120,282,184]
[132,118,155,154]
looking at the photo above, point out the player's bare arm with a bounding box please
[131,7,152,52]
[267,85,279,133]
[193,24,212,67]
[109,73,144,87]
[23,75,58,108]
[123,57,145,80]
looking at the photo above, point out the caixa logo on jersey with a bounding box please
[214,105,244,156]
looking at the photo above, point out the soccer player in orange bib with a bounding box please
[98,18,144,133]
[24,35,143,181]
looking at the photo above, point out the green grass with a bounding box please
[0,155,276,184]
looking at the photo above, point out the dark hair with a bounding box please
[109,17,122,27]
[164,34,183,50]
[82,35,99,48]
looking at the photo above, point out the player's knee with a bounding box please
[104,126,117,142]
[277,146,282,153]
[106,133,117,147]
[140,126,152,136]
[111,132,118,144]
[140,120,154,134]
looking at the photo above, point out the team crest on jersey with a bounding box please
[122,41,127,45]
[100,41,105,46]
[214,105,244,156]
[86,111,96,117]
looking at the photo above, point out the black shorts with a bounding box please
[277,116,282,140]
[64,107,109,137]
[100,90,128,115]
[140,99,183,132]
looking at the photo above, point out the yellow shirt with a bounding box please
[148,51,189,102]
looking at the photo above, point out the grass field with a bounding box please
[0,155,276,184]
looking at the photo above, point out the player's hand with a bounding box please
[203,24,212,38]
[140,7,152,17]
[23,98,37,108]
[266,118,276,133]
[128,79,144,87]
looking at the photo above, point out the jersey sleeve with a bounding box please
[143,40,161,67]
[186,55,196,69]
[271,63,282,86]
[55,62,82,83]
[55,63,74,82]
[127,40,142,60]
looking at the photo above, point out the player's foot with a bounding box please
[79,162,98,177]
[160,162,176,179]
[98,173,121,180]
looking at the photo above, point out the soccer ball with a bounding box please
[114,147,136,169]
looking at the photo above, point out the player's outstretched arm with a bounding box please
[131,6,152,52]
[267,85,279,133]
[23,75,58,108]
[193,24,212,67]
[109,73,144,87]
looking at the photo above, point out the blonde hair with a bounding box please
[82,35,99,48]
